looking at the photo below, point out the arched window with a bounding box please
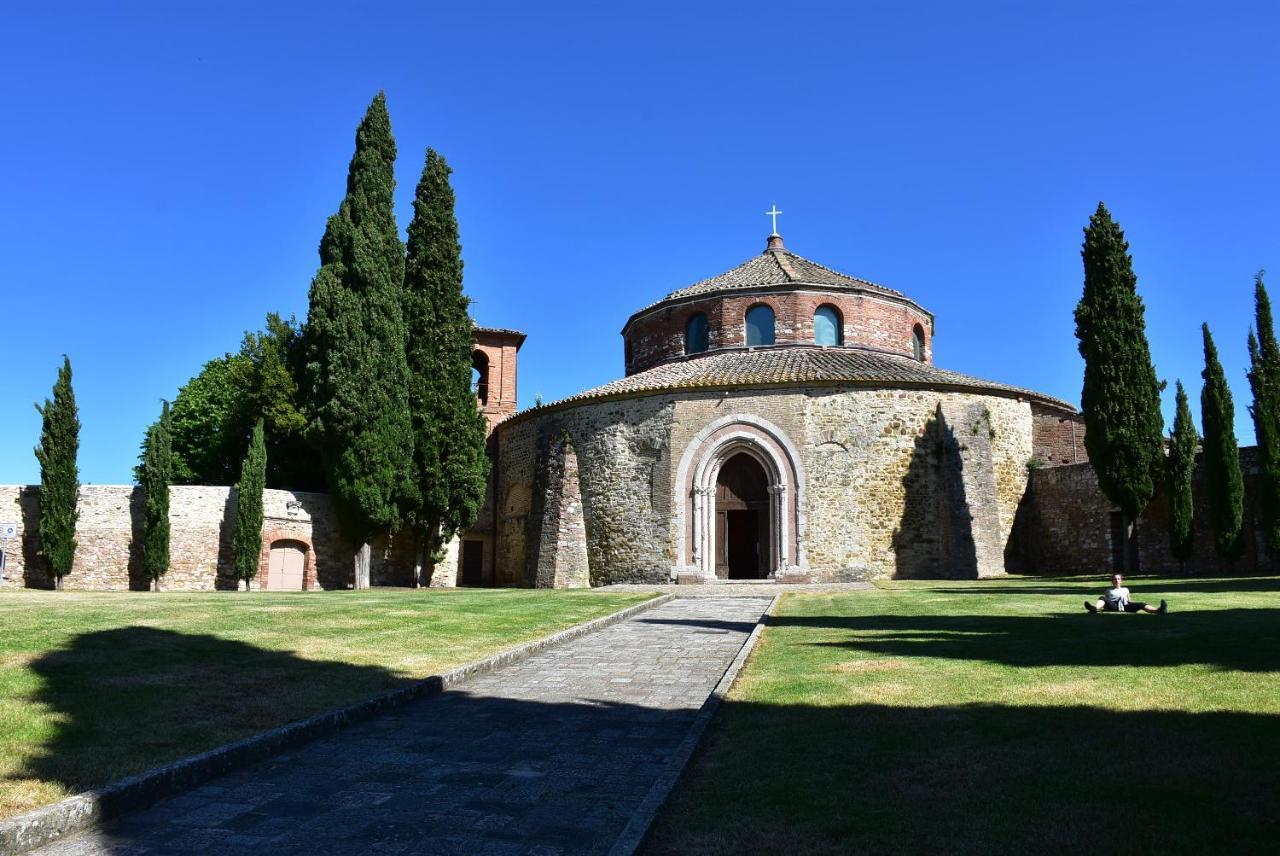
[686,313,709,354]
[814,305,842,346]
[745,304,775,347]
[912,325,926,362]
[472,350,490,405]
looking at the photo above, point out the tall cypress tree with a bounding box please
[1247,272,1280,555]
[141,400,173,590]
[1200,324,1245,564]
[1074,203,1165,569]
[303,93,414,588]
[1166,380,1198,569]
[233,419,266,591]
[34,356,79,590]
[402,149,490,585]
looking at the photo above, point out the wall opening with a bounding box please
[472,350,490,405]
[912,324,926,361]
[686,312,709,354]
[815,305,843,346]
[715,453,771,579]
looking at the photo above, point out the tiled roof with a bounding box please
[511,346,1075,421]
[664,245,907,303]
[473,324,527,342]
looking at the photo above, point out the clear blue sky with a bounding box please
[4,1,1278,485]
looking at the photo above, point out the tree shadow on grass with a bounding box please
[926,576,1280,596]
[12,627,411,819]
[772,608,1280,672]
[645,701,1280,855]
[9,627,1280,855]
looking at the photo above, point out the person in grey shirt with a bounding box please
[1085,573,1167,614]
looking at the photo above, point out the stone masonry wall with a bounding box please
[496,386,1037,584]
[0,485,423,591]
[1031,402,1088,466]
[1011,449,1275,575]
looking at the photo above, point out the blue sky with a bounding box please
[3,1,1278,485]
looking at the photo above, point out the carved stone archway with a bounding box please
[674,414,806,581]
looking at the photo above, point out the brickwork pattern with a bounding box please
[624,288,932,375]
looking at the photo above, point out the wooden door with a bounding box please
[267,541,306,591]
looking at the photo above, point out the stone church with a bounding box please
[460,231,1087,586]
[9,229,1272,591]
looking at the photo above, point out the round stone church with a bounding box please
[473,232,1082,586]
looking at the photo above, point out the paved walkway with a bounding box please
[36,597,769,856]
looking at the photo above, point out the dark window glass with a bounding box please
[472,351,490,404]
[912,325,926,361]
[746,305,775,347]
[686,313,709,354]
[815,306,842,346]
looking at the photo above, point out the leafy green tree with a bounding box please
[1247,272,1280,555]
[1200,324,1245,564]
[233,419,267,590]
[140,400,173,590]
[402,149,490,585]
[138,314,319,490]
[303,92,415,587]
[1166,380,1198,569]
[34,356,79,589]
[1074,203,1165,569]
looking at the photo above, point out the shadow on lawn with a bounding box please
[11,628,1280,855]
[925,575,1280,596]
[645,700,1280,855]
[773,608,1280,671]
[14,627,408,812]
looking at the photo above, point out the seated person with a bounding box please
[1085,573,1167,614]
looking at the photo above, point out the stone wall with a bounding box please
[1031,402,1088,466]
[623,288,933,375]
[495,385,1038,584]
[0,485,430,591]
[1011,448,1275,575]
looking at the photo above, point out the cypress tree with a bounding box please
[1200,324,1245,564]
[141,400,173,590]
[303,93,414,588]
[1247,272,1280,555]
[233,419,267,591]
[1166,380,1198,569]
[1074,203,1165,569]
[34,356,79,590]
[402,149,490,585]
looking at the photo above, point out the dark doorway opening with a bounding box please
[460,540,483,586]
[715,453,770,579]
[1109,512,1139,572]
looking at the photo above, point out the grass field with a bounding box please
[0,587,652,819]
[646,576,1280,855]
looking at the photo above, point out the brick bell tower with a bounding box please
[471,326,525,434]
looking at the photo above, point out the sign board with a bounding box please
[0,524,16,540]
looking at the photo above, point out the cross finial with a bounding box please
[766,204,782,236]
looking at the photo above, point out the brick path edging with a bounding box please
[0,593,674,855]
[607,593,781,856]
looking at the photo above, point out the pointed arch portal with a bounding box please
[675,414,806,580]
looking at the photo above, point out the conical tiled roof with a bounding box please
[662,238,906,303]
[509,346,1074,422]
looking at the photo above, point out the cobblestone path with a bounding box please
[36,597,768,856]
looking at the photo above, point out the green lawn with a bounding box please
[0,588,651,819]
[646,576,1280,855]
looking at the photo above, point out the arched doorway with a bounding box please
[715,453,770,578]
[266,540,307,591]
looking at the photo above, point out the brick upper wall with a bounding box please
[623,287,934,376]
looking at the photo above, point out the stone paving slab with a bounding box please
[31,597,768,856]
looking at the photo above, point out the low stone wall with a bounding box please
[0,485,430,591]
[1009,449,1275,575]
